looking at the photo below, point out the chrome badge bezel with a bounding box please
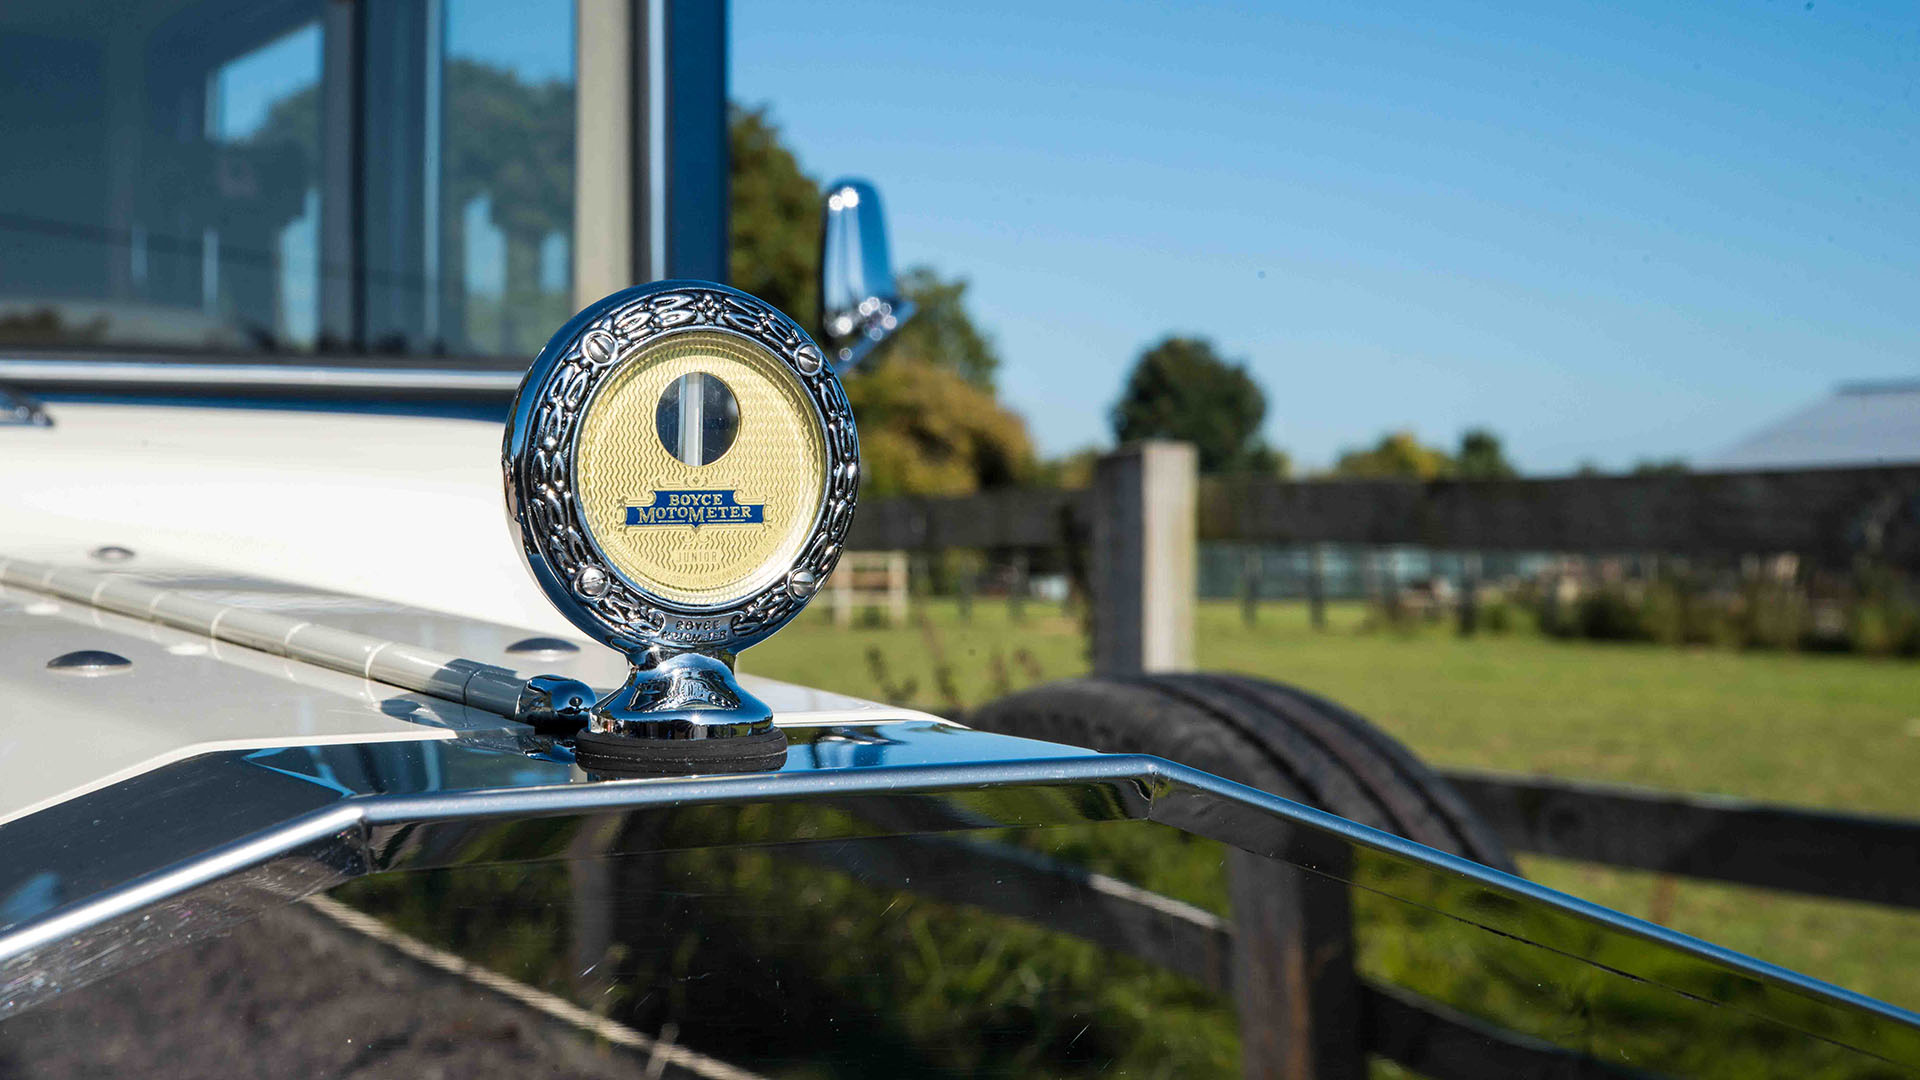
[504,280,859,658]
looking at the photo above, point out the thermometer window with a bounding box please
[655,371,741,466]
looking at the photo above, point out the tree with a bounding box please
[1332,431,1454,480]
[852,272,1031,492]
[1110,336,1284,475]
[1038,446,1102,490]
[1631,458,1690,476]
[730,109,1003,391]
[1456,427,1518,480]
[1332,428,1519,480]
[888,267,1000,389]
[729,106,1031,492]
[845,355,1036,497]
[853,267,1031,491]
[729,105,819,328]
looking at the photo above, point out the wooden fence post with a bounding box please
[1240,547,1262,628]
[830,564,852,627]
[1009,549,1030,624]
[1382,550,1402,620]
[1091,442,1197,675]
[1458,552,1482,636]
[566,816,622,1002]
[1228,848,1365,1080]
[888,550,910,626]
[1308,544,1328,630]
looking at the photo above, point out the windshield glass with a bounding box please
[0,0,573,362]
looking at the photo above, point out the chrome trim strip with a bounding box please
[646,0,667,281]
[0,804,365,966]
[0,359,520,393]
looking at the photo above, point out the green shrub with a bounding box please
[1641,580,1687,645]
[1480,600,1515,634]
[1849,602,1914,657]
[1575,583,1645,641]
[1365,593,1426,636]
[1742,581,1808,651]
[1509,565,1920,659]
[1681,588,1743,649]
[1536,582,1583,639]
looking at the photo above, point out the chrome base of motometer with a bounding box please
[572,651,787,775]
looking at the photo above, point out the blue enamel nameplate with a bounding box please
[625,490,767,528]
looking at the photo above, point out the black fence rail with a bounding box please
[1441,769,1920,910]
[848,464,1920,566]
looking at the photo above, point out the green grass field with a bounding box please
[749,597,1920,1008]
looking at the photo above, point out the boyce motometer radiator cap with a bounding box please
[503,280,859,774]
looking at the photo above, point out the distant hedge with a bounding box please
[1524,566,1920,657]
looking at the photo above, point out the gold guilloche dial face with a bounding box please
[574,329,828,608]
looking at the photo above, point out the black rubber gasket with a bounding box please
[571,727,789,777]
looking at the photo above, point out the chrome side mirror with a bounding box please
[819,178,914,373]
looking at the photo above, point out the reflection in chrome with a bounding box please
[302,895,766,1080]
[0,383,51,427]
[513,673,596,734]
[654,370,742,467]
[803,725,905,770]
[503,635,582,658]
[43,649,131,676]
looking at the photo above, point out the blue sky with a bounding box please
[733,0,1919,473]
